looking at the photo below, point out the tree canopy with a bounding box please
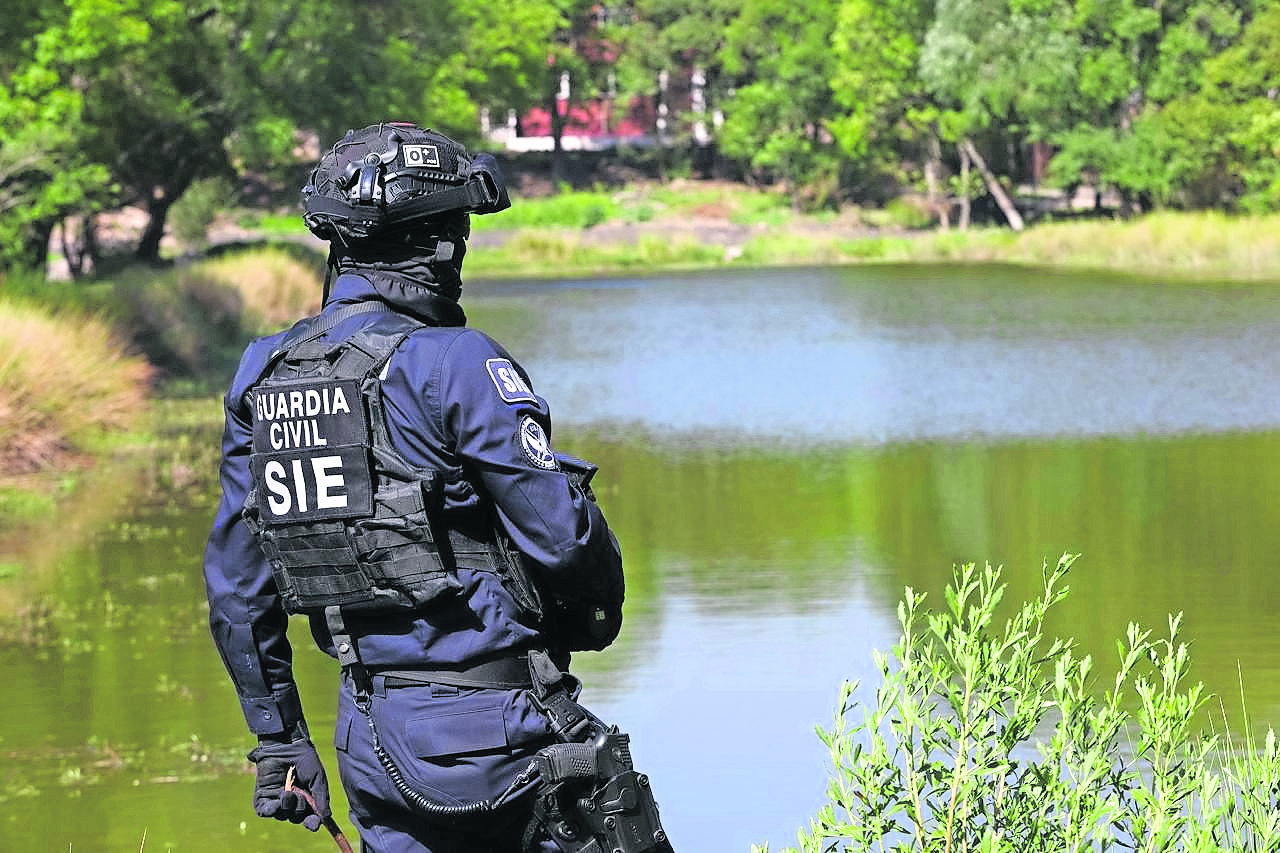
[3,0,1279,274]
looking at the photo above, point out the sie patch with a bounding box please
[486,358,538,405]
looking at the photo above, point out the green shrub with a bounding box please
[236,211,306,234]
[170,177,236,245]
[883,196,936,230]
[764,558,1280,853]
[197,245,322,332]
[111,266,248,383]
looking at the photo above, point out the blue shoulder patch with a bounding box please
[486,358,537,404]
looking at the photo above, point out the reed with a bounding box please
[464,230,727,278]
[465,210,1280,282]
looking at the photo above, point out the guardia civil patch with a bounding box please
[487,358,538,404]
[518,415,558,470]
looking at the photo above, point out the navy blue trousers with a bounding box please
[334,674,561,853]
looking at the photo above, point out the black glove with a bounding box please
[246,737,330,832]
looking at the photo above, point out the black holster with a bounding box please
[524,651,674,853]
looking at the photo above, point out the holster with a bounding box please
[523,651,674,853]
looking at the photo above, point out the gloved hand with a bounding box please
[246,737,331,832]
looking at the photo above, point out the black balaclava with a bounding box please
[328,212,470,326]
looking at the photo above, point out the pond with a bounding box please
[3,263,1280,852]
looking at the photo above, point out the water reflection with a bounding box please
[2,265,1279,853]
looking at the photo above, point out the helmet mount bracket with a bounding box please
[302,122,511,246]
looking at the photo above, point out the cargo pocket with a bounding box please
[334,705,354,753]
[261,520,374,610]
[371,690,525,804]
[405,699,509,758]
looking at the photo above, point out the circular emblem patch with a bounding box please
[518,415,557,470]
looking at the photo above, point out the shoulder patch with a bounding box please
[518,415,558,470]
[486,358,538,404]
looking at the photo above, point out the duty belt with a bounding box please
[374,655,533,690]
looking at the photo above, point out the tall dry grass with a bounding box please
[996,212,1280,279]
[0,299,152,474]
[193,245,323,331]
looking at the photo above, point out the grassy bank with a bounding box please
[465,208,1280,283]
[219,183,1280,281]
[0,245,320,506]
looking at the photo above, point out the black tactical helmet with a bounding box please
[301,122,510,244]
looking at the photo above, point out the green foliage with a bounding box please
[922,0,1080,140]
[9,0,1280,268]
[829,0,933,174]
[613,0,742,146]
[479,191,622,229]
[0,1,114,272]
[235,211,305,235]
[0,0,569,271]
[769,558,1280,853]
[169,177,235,246]
[882,197,937,230]
[718,0,844,198]
[108,265,250,384]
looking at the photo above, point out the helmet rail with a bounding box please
[302,123,510,245]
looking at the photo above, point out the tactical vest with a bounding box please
[241,302,532,616]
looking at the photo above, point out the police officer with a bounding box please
[203,123,666,853]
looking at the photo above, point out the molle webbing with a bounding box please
[244,303,508,616]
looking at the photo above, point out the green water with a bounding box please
[3,264,1279,852]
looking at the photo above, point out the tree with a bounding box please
[718,0,844,205]
[1211,2,1280,210]
[919,0,1081,228]
[2,0,562,272]
[614,0,743,174]
[0,1,122,272]
[1049,0,1259,210]
[829,0,938,209]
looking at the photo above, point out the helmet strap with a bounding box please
[321,244,338,306]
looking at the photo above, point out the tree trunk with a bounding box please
[61,214,99,279]
[959,144,971,231]
[136,194,174,263]
[926,133,949,230]
[20,218,55,275]
[548,79,567,190]
[960,138,1023,231]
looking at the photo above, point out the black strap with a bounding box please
[303,177,496,236]
[263,300,394,378]
[390,180,495,223]
[527,650,596,742]
[377,655,533,690]
[325,605,372,710]
[290,300,393,350]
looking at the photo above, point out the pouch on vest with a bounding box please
[242,309,490,615]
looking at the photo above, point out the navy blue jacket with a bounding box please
[204,273,622,737]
